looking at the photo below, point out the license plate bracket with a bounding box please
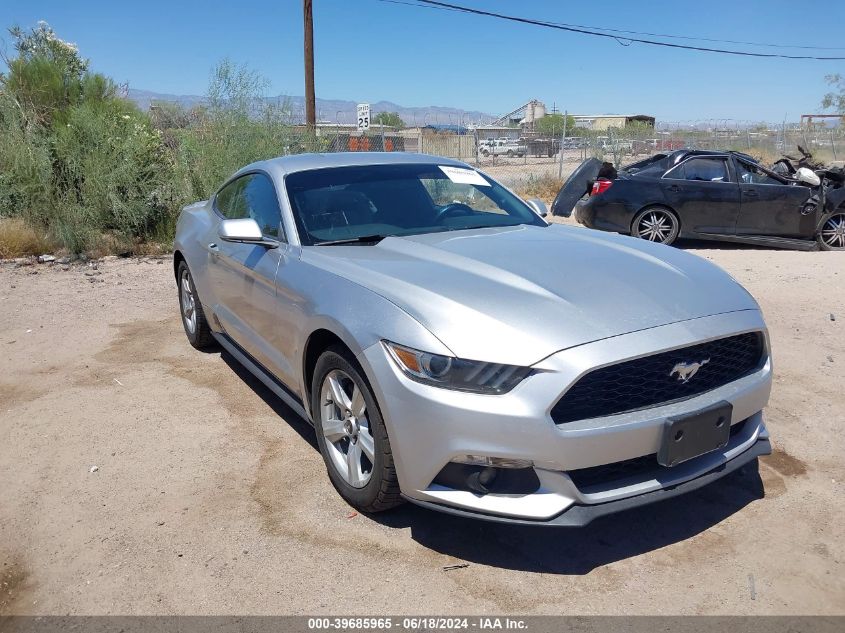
[658,401,733,467]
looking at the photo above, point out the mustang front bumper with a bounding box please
[358,309,772,524]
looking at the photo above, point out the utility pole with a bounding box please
[303,0,316,130]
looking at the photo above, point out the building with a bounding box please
[572,114,656,131]
[470,125,521,141]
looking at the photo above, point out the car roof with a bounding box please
[665,149,757,167]
[234,152,471,180]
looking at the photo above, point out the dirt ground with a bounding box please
[1,235,844,615]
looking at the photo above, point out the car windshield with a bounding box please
[285,163,546,245]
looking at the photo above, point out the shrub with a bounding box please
[0,22,179,252]
[175,59,305,201]
[53,100,176,238]
[515,174,564,203]
[0,92,54,224]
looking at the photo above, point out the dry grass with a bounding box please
[0,218,172,260]
[83,232,172,259]
[515,174,564,204]
[0,218,56,259]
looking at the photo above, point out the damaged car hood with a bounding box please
[304,224,759,366]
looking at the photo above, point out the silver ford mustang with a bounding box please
[173,152,772,525]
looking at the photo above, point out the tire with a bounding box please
[481,149,489,157]
[632,206,680,246]
[506,150,514,157]
[176,260,214,349]
[817,212,845,251]
[311,346,402,513]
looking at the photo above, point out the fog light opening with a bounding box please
[466,467,498,495]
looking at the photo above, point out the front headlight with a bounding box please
[383,341,532,394]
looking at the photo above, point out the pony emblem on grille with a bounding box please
[669,358,710,383]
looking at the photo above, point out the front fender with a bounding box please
[824,187,845,215]
[293,263,453,397]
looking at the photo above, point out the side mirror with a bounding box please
[218,218,279,248]
[526,198,548,217]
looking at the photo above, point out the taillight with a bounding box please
[591,179,613,196]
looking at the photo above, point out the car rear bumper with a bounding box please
[357,309,772,522]
[576,197,632,234]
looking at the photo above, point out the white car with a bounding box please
[480,139,526,158]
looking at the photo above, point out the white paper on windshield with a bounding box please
[439,166,490,186]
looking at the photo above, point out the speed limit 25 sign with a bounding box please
[357,103,370,131]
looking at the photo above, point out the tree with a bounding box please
[534,113,578,137]
[7,21,89,77]
[821,74,845,114]
[372,111,404,128]
[2,21,107,126]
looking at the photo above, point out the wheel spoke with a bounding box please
[821,215,845,248]
[327,374,351,412]
[346,441,363,486]
[358,431,375,462]
[350,385,366,418]
[323,418,346,443]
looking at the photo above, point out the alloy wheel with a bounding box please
[320,369,374,488]
[820,213,845,249]
[636,210,676,243]
[180,269,197,334]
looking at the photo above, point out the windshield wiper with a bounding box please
[314,234,390,246]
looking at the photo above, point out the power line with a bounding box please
[380,0,845,51]
[386,0,845,60]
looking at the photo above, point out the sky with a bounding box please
[1,0,843,124]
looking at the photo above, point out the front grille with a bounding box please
[551,332,764,424]
[568,420,748,492]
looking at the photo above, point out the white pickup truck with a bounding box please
[478,138,526,158]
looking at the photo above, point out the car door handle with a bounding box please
[208,242,218,250]
[744,190,758,197]
[666,185,681,192]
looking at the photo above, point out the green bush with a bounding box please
[174,58,309,201]
[0,25,307,255]
[0,92,54,224]
[0,22,181,253]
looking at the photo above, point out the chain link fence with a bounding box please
[273,108,845,200]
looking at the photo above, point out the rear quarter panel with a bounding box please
[588,177,666,234]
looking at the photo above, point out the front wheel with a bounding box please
[311,347,402,513]
[632,207,680,246]
[817,212,845,251]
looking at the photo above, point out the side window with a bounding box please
[242,174,283,238]
[215,177,249,219]
[215,174,283,239]
[664,157,729,182]
[737,161,782,186]
[681,158,728,182]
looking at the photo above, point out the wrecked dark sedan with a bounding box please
[551,150,845,251]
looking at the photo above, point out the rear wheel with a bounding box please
[311,347,402,513]
[177,260,214,349]
[817,212,845,251]
[632,207,680,246]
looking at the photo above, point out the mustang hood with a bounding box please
[305,224,759,366]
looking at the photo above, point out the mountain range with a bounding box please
[127,89,497,126]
